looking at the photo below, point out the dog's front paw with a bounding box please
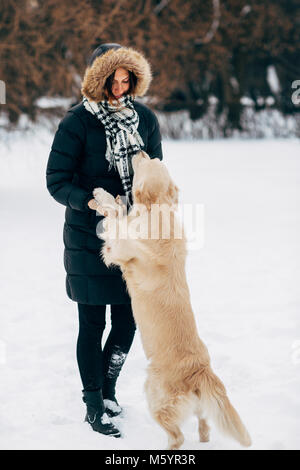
[93,188,114,206]
[93,188,119,216]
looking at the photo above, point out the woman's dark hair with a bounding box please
[104,70,137,103]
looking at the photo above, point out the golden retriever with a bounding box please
[93,151,251,450]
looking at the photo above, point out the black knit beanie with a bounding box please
[87,43,122,66]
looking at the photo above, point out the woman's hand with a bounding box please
[88,198,107,216]
[88,199,99,210]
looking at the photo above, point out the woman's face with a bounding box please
[111,67,130,99]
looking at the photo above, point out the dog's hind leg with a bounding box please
[153,406,184,450]
[194,398,210,442]
[145,378,184,450]
[198,416,210,442]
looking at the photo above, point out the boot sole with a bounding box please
[84,416,122,437]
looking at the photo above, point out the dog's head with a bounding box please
[132,151,179,210]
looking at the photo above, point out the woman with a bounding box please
[46,43,163,438]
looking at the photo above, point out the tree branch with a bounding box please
[195,0,221,45]
[154,0,171,15]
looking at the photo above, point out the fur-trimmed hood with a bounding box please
[81,46,152,102]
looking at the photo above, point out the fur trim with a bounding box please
[81,47,152,102]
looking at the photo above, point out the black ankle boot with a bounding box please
[83,390,121,438]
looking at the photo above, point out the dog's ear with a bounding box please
[167,182,179,208]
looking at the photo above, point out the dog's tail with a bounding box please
[194,366,251,447]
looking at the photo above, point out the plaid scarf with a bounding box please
[82,95,144,206]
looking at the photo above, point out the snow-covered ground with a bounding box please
[0,125,299,450]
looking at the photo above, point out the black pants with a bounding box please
[76,303,136,394]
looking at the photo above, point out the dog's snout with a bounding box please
[141,151,150,160]
[132,151,151,172]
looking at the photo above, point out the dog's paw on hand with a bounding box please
[93,187,114,205]
[93,188,119,216]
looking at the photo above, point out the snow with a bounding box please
[104,399,122,415]
[0,125,299,450]
[157,108,300,139]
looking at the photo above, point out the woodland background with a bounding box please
[0,0,299,136]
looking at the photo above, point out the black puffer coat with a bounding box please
[46,100,162,305]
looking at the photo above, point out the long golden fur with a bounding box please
[93,152,251,450]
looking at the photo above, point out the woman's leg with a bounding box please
[102,303,136,402]
[76,303,122,437]
[76,303,106,392]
